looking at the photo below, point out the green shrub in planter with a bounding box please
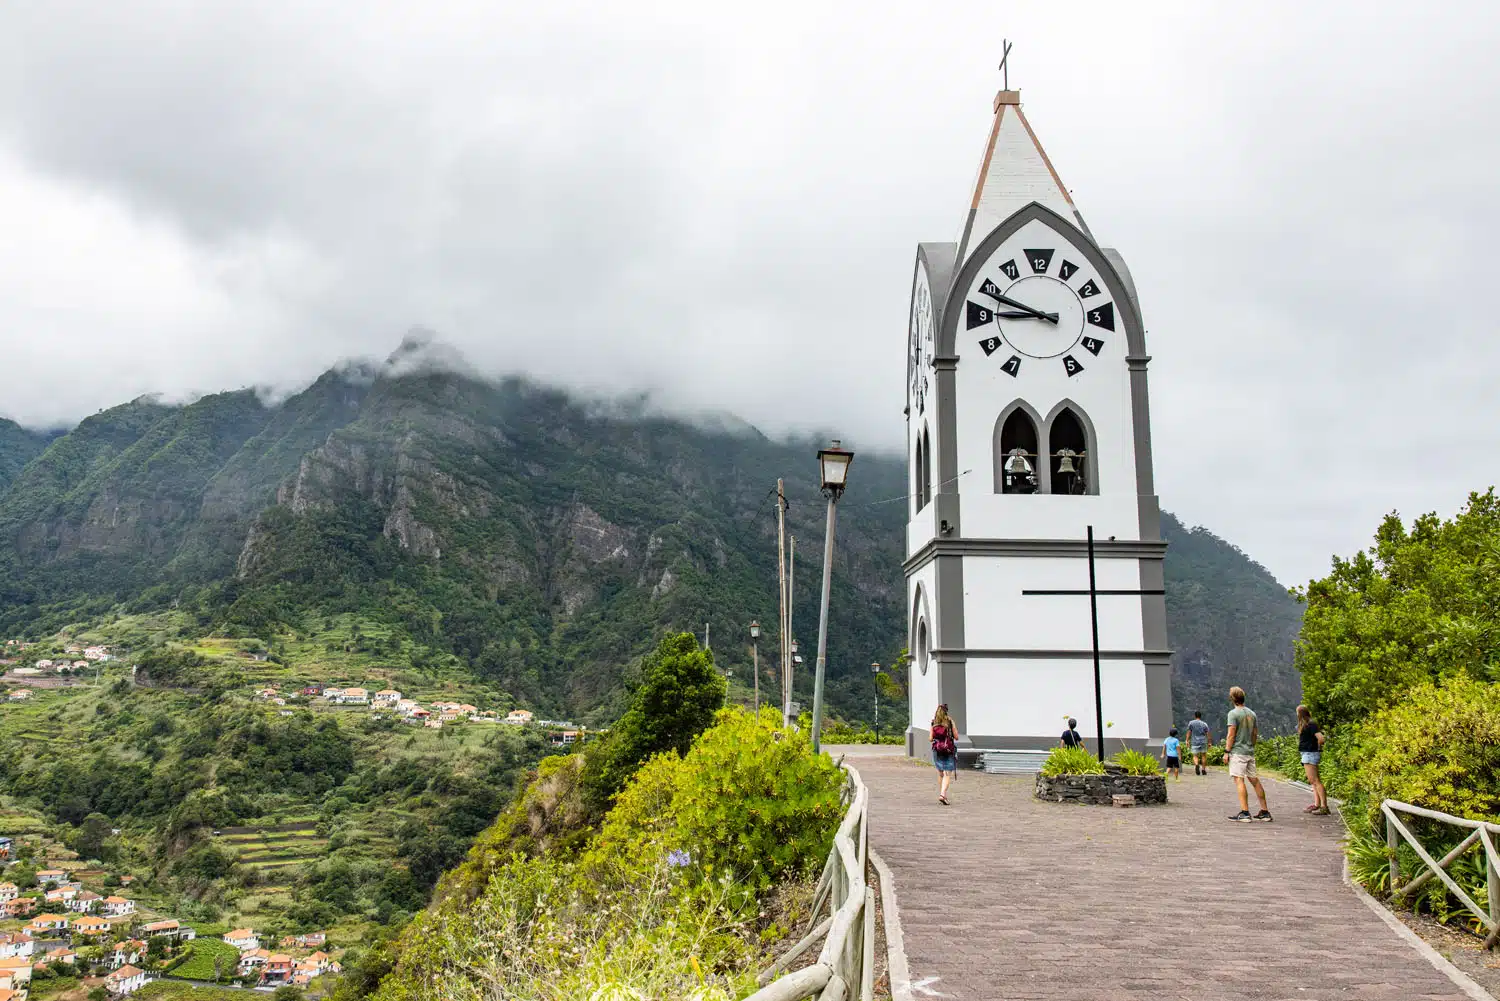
[1040,746,1105,777]
[1109,749,1161,776]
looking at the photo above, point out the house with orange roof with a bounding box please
[72,916,111,937]
[237,949,270,975]
[67,890,101,912]
[30,914,69,931]
[101,896,134,917]
[0,934,32,961]
[2,898,37,918]
[373,689,401,704]
[223,929,259,951]
[261,954,294,984]
[34,870,65,884]
[104,963,147,995]
[41,946,75,965]
[0,958,32,992]
[108,940,144,969]
[0,884,16,904]
[139,919,194,941]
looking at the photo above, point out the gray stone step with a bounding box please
[980,749,1050,774]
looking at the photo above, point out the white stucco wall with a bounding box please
[964,656,1150,741]
[961,555,1145,652]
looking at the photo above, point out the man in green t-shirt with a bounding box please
[1225,686,1272,823]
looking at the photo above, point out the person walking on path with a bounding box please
[1225,686,1272,823]
[1186,710,1211,775]
[1060,718,1084,749]
[931,705,959,806]
[1161,727,1182,780]
[1297,704,1329,815]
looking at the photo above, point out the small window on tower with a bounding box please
[913,436,925,515]
[921,427,933,509]
[997,410,1039,494]
[1048,408,1089,495]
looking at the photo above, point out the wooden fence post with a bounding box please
[1386,805,1399,891]
[1484,829,1500,934]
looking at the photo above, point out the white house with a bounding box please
[101,896,135,917]
[139,919,194,941]
[8,690,31,701]
[373,689,401,704]
[321,688,346,701]
[338,688,369,705]
[0,884,16,904]
[67,890,101,913]
[83,646,110,661]
[104,963,147,995]
[0,933,33,959]
[504,709,534,725]
[223,929,260,951]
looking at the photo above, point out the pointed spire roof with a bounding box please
[957,90,1089,266]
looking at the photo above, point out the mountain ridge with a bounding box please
[0,356,1304,726]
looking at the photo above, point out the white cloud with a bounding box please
[0,0,1496,585]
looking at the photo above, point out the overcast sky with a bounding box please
[1,1,1496,588]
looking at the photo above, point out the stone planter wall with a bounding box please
[1034,772,1168,806]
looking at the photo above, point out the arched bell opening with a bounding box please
[1047,406,1092,495]
[995,408,1040,494]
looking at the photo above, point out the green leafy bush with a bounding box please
[1109,749,1160,776]
[1040,746,1104,777]
[1204,743,1227,766]
[1351,676,1500,822]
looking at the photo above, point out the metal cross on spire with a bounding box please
[998,39,1013,91]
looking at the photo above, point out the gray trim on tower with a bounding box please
[931,647,1172,660]
[1145,653,1173,741]
[905,536,1166,575]
[919,243,958,332]
[934,555,968,739]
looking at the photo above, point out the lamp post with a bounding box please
[750,620,761,713]
[788,638,799,725]
[871,662,881,741]
[810,439,854,753]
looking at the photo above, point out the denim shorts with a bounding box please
[933,752,958,773]
[1301,751,1322,765]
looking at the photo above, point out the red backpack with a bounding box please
[931,724,956,755]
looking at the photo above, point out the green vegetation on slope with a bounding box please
[1296,488,1500,939]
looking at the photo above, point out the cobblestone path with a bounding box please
[849,752,1473,1001]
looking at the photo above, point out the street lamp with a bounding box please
[871,662,881,741]
[810,439,854,753]
[787,638,799,725]
[750,620,761,713]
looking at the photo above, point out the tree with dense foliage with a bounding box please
[582,632,726,809]
[1296,489,1500,731]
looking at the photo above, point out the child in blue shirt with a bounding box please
[1161,728,1182,780]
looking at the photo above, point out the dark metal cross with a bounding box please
[999,39,1013,91]
[1022,525,1166,761]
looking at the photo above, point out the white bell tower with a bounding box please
[904,85,1171,758]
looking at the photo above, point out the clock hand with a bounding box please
[996,310,1061,320]
[984,290,1059,323]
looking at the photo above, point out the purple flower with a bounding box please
[666,849,691,868]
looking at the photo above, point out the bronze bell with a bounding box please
[1004,448,1034,475]
[1056,449,1079,475]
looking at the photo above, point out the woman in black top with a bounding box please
[1297,705,1329,815]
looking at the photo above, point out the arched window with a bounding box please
[916,618,930,676]
[913,435,924,516]
[1047,405,1093,495]
[920,426,933,509]
[995,407,1040,494]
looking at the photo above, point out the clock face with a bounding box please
[963,232,1115,378]
[909,267,935,413]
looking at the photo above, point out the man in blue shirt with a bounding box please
[1160,727,1182,780]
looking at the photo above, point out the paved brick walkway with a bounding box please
[850,752,1471,1001]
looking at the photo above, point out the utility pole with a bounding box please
[787,535,796,725]
[776,479,790,727]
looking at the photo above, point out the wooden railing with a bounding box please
[1382,799,1500,948]
[745,762,873,1001]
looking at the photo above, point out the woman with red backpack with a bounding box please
[931,704,959,805]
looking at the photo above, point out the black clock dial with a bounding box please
[979,335,1003,356]
[979,278,1003,300]
[1077,279,1101,298]
[1082,335,1104,356]
[1001,355,1022,377]
[1024,249,1055,274]
[999,259,1020,281]
[1058,260,1078,280]
[1062,355,1084,376]
[1086,302,1115,331]
[967,301,995,329]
